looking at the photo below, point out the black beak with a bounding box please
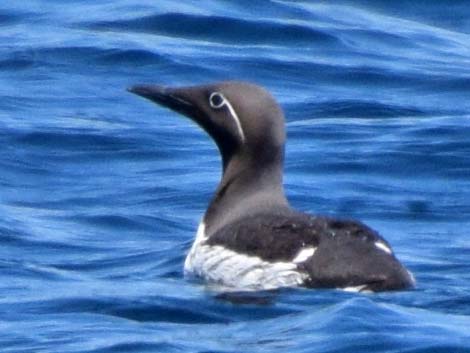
[128,84,195,115]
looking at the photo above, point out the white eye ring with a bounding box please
[209,92,226,109]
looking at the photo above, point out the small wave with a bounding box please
[75,214,154,231]
[7,130,173,169]
[0,56,35,70]
[0,223,96,253]
[0,12,23,26]
[97,48,167,65]
[86,342,174,353]
[0,46,179,74]
[288,99,426,119]
[88,13,339,46]
[28,46,170,67]
[15,130,137,151]
[30,296,231,324]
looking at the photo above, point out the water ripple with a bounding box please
[89,13,340,46]
[1,1,470,353]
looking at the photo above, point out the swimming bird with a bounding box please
[128,81,415,292]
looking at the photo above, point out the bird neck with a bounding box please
[203,145,290,236]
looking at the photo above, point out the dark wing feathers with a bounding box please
[205,212,413,291]
[206,212,319,261]
[206,212,381,263]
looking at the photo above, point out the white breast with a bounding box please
[184,222,308,291]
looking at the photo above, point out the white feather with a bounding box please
[342,285,369,293]
[374,241,392,255]
[184,222,307,290]
[293,247,316,263]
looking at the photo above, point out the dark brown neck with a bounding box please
[203,145,289,236]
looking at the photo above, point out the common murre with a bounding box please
[129,81,415,292]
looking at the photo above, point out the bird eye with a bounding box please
[209,92,225,109]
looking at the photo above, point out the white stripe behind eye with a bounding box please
[210,92,245,143]
[223,98,246,143]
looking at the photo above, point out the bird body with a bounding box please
[129,81,415,292]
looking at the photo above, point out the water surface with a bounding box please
[1,1,470,352]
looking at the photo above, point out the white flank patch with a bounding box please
[293,247,316,264]
[342,284,370,293]
[374,241,392,255]
[184,222,208,271]
[184,222,307,291]
[407,270,416,286]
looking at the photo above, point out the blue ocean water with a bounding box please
[1,0,470,352]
